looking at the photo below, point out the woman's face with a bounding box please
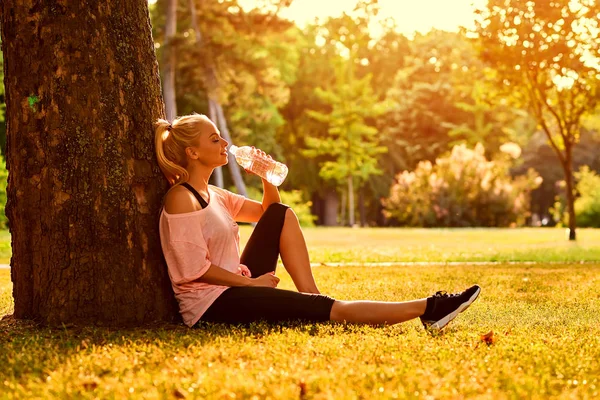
[187,119,229,168]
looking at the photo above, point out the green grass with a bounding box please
[1,229,600,398]
[0,230,11,264]
[1,228,599,265]
[241,227,600,263]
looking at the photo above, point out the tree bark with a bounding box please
[0,0,179,326]
[163,0,177,120]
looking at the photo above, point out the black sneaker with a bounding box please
[420,285,481,330]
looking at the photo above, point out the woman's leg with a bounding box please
[201,287,423,325]
[279,208,320,294]
[198,285,480,330]
[240,203,320,294]
[240,203,289,277]
[330,299,427,325]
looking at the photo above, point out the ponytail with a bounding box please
[154,114,211,187]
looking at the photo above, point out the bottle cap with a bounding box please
[228,145,239,155]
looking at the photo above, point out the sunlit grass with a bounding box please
[2,264,600,398]
[2,228,599,266]
[1,229,600,398]
[241,227,600,263]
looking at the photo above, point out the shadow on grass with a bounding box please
[2,313,409,381]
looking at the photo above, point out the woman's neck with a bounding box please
[186,167,212,194]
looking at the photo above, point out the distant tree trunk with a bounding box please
[359,186,366,227]
[189,0,246,195]
[208,99,223,187]
[347,175,355,226]
[322,189,339,226]
[563,144,576,241]
[163,0,177,120]
[0,0,178,326]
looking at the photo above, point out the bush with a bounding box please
[0,155,6,229]
[575,166,600,227]
[239,186,317,227]
[383,143,542,227]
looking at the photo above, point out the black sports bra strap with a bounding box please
[181,182,209,209]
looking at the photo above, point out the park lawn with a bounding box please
[2,227,600,265]
[241,227,600,263]
[1,262,600,399]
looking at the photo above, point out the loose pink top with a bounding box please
[159,185,247,327]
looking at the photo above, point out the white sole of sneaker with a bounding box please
[430,286,481,330]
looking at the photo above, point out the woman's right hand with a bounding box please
[249,272,280,288]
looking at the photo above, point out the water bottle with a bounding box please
[228,145,288,186]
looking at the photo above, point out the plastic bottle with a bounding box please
[228,145,289,186]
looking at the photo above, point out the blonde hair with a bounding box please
[154,113,212,186]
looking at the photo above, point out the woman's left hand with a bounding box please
[239,264,252,278]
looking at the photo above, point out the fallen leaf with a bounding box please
[82,381,98,391]
[480,330,497,345]
[299,380,307,399]
[173,388,186,399]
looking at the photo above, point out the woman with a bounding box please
[155,113,481,330]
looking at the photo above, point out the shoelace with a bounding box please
[433,291,461,299]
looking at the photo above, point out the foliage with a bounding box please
[304,72,387,185]
[0,155,6,230]
[473,0,600,238]
[151,0,295,159]
[575,166,600,227]
[242,185,316,227]
[383,143,542,227]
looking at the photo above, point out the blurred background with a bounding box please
[1,0,599,230]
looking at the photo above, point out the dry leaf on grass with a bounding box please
[481,330,497,345]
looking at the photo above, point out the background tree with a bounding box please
[305,69,387,226]
[474,0,600,240]
[0,0,178,325]
[163,0,178,120]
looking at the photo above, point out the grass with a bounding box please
[0,230,11,264]
[1,229,600,398]
[241,227,600,263]
[1,228,599,265]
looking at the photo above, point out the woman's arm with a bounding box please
[196,264,279,287]
[261,177,281,210]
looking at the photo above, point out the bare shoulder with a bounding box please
[164,185,199,214]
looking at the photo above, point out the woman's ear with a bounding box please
[185,147,198,159]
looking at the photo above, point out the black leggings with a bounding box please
[196,203,336,325]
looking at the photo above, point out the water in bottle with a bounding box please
[228,145,288,186]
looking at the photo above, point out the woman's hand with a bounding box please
[238,264,252,278]
[249,272,280,288]
[243,146,273,176]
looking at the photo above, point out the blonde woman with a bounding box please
[155,113,480,329]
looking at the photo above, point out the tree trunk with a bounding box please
[188,0,245,195]
[359,186,366,227]
[322,189,339,226]
[214,100,248,197]
[163,0,177,120]
[563,144,577,241]
[0,0,179,326]
[208,99,223,188]
[347,175,355,226]
[340,189,346,226]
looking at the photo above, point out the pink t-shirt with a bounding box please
[159,185,247,327]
